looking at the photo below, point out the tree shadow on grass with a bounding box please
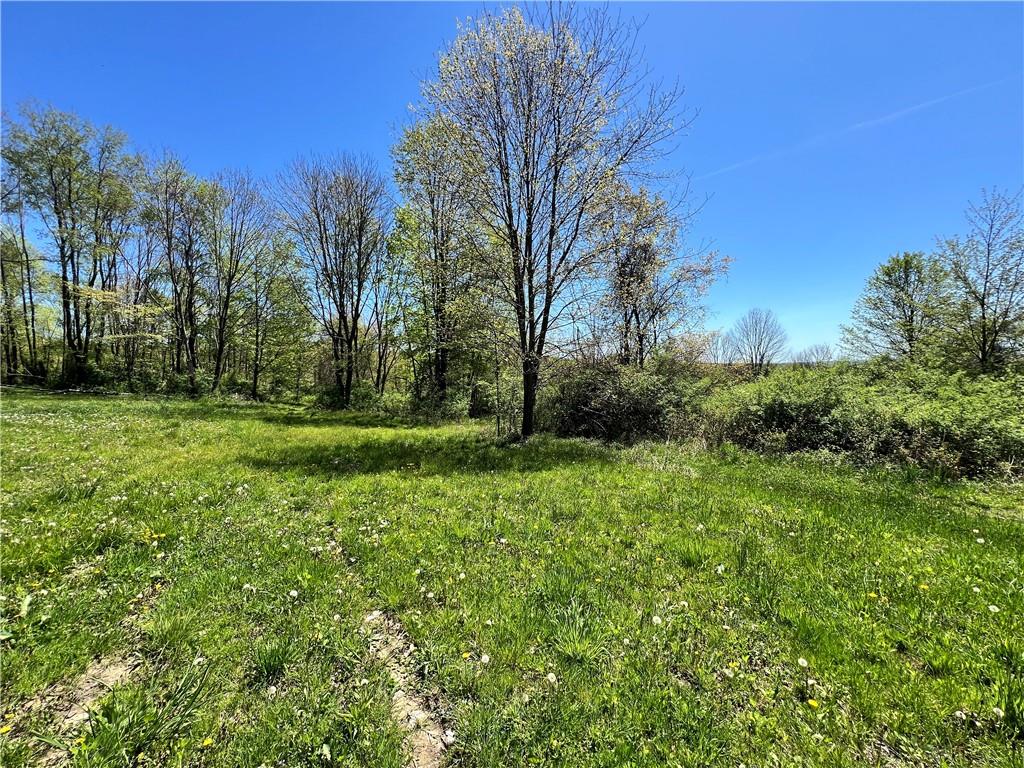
[241,431,617,478]
[187,401,450,431]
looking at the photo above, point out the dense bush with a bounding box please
[699,365,1023,478]
[539,362,678,441]
[539,360,1022,477]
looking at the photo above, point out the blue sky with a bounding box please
[3,2,1022,351]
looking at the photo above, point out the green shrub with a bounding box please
[539,362,676,441]
[700,365,1023,477]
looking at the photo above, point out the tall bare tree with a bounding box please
[727,308,788,376]
[939,189,1024,371]
[144,156,206,392]
[277,154,389,405]
[424,5,685,435]
[205,170,267,392]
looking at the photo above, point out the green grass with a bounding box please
[1,390,1021,767]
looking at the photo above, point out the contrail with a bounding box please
[695,75,1015,181]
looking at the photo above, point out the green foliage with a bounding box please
[539,362,677,441]
[700,364,1024,477]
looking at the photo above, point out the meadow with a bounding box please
[1,390,1021,767]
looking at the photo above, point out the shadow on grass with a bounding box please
[241,431,616,477]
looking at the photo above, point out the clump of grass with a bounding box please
[68,664,210,767]
[143,610,197,660]
[552,598,607,665]
[249,636,296,685]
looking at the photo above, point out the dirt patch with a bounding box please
[362,610,453,768]
[20,654,141,765]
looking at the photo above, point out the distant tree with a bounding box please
[2,106,137,382]
[424,5,685,436]
[793,343,834,367]
[246,234,311,399]
[204,170,268,392]
[0,175,44,378]
[595,181,727,368]
[727,308,787,375]
[277,154,389,405]
[841,252,947,362]
[391,116,478,401]
[701,330,735,366]
[939,189,1024,371]
[143,156,207,392]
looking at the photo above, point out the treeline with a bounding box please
[2,3,1020,458]
[1,6,729,435]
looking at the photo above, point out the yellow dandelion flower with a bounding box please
[808,699,819,709]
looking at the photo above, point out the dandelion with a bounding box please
[976,537,985,544]
[458,572,466,580]
[808,699,819,709]
[546,672,557,685]
[267,685,277,696]
[333,614,341,622]
[798,657,809,668]
[652,615,662,626]
[988,604,1000,613]
[201,737,214,748]
[0,725,11,735]
[918,583,929,590]
[426,591,435,599]
[288,589,298,598]
[462,651,471,659]
[480,654,490,665]
[867,591,878,598]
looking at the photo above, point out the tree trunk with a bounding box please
[521,357,539,438]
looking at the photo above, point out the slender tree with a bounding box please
[424,5,685,435]
[205,170,267,391]
[595,182,726,368]
[277,154,389,405]
[392,117,478,401]
[939,189,1024,371]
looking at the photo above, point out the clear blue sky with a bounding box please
[3,2,1022,351]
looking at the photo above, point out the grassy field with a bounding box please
[1,390,1022,767]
